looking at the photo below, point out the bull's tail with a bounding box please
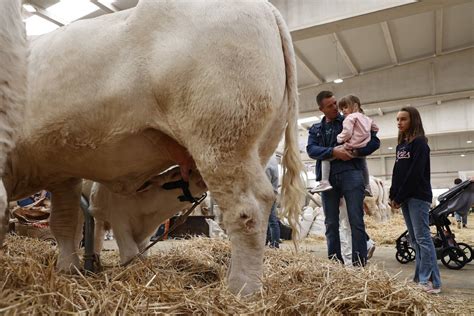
[270,5,306,243]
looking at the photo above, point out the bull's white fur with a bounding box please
[364,176,391,222]
[0,0,26,245]
[89,168,206,264]
[3,0,304,295]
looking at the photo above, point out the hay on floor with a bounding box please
[0,235,469,314]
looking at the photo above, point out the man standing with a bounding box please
[265,154,280,248]
[306,91,380,266]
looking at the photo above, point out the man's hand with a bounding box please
[333,146,353,161]
[389,200,401,209]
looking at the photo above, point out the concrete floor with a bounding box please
[296,243,474,299]
[103,238,473,303]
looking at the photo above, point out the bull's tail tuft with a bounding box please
[270,4,306,246]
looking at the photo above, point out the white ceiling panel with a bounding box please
[338,24,392,71]
[389,11,435,62]
[295,60,318,87]
[295,35,353,83]
[443,2,474,51]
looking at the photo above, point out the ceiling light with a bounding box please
[467,140,472,144]
[47,0,98,23]
[333,78,343,84]
[23,4,36,13]
[388,147,393,150]
[460,154,466,157]
[25,15,59,36]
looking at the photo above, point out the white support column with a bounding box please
[435,9,443,55]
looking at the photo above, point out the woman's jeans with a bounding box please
[401,198,441,288]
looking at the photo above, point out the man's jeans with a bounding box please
[454,212,468,226]
[401,198,441,288]
[321,169,367,266]
[267,202,280,248]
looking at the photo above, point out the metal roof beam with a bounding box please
[90,0,118,13]
[294,46,324,84]
[291,0,471,41]
[331,33,358,76]
[30,5,65,26]
[380,21,398,64]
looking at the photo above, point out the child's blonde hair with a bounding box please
[338,95,364,114]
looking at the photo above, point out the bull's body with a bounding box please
[3,0,304,294]
[0,0,26,245]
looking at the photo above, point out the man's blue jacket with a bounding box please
[306,113,380,181]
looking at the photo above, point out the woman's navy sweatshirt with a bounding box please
[389,136,432,204]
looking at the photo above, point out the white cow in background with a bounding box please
[0,0,26,245]
[90,166,207,264]
[364,176,391,222]
[1,0,305,295]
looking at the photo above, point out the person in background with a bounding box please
[17,190,51,207]
[307,91,380,266]
[265,154,280,248]
[389,106,441,294]
[453,178,468,228]
[311,95,378,197]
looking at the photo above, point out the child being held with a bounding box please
[312,95,378,195]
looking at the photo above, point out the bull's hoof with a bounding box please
[227,275,262,296]
[56,255,81,273]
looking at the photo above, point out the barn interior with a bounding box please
[2,0,473,314]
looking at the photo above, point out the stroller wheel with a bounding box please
[456,242,473,263]
[440,246,469,270]
[395,247,416,264]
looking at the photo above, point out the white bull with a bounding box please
[364,176,391,222]
[2,0,304,295]
[90,167,207,264]
[0,0,26,245]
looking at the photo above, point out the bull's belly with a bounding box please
[12,130,179,198]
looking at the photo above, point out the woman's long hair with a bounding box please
[398,106,427,144]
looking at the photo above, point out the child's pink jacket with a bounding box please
[337,112,379,150]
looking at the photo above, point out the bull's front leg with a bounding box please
[110,221,140,265]
[93,219,106,256]
[204,164,274,296]
[225,207,269,296]
[49,178,83,271]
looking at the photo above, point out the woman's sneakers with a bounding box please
[310,180,333,193]
[419,282,441,294]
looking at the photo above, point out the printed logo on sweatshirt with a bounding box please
[396,150,410,161]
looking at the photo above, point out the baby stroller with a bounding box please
[395,179,474,270]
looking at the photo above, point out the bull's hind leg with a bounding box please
[199,157,275,295]
[49,178,84,271]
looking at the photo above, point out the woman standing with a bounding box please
[389,107,441,294]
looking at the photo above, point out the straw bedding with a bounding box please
[365,213,474,246]
[1,235,469,314]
